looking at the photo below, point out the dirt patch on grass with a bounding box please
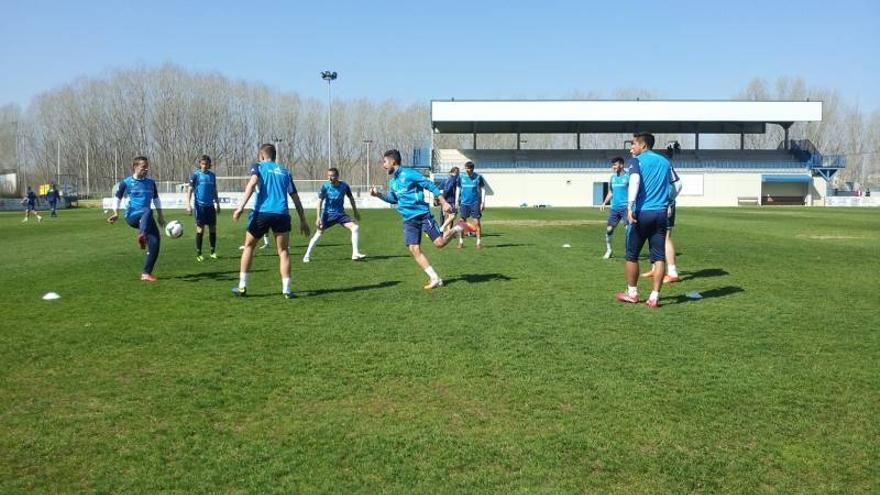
[483,219,606,226]
[796,234,864,240]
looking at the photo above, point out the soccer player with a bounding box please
[231,143,310,299]
[616,133,677,308]
[642,167,682,282]
[370,149,472,289]
[302,167,366,263]
[46,183,61,217]
[21,187,42,223]
[437,166,460,232]
[457,161,487,248]
[599,156,629,259]
[186,155,221,261]
[107,156,166,282]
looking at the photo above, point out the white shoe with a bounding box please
[352,253,366,260]
[603,249,612,259]
[259,243,269,250]
[424,278,443,290]
[302,256,310,263]
[238,245,245,251]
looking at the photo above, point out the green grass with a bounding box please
[1,207,878,494]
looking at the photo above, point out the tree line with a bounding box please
[0,66,876,197]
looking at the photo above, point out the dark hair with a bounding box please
[633,132,655,149]
[611,156,625,165]
[328,167,339,175]
[198,154,212,166]
[383,149,401,165]
[132,156,149,167]
[450,166,459,173]
[464,161,475,169]
[259,143,277,161]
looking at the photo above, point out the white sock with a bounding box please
[424,266,439,281]
[668,264,678,277]
[351,225,360,255]
[476,237,481,245]
[282,277,291,293]
[239,272,249,290]
[627,286,638,297]
[305,231,321,257]
[605,234,613,251]
[451,224,463,234]
[649,290,660,301]
[262,235,270,247]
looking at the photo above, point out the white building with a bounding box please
[431,100,844,207]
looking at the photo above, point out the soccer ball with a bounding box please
[164,220,184,238]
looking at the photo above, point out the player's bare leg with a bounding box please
[409,244,442,289]
[276,232,294,297]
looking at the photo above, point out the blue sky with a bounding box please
[1,0,877,110]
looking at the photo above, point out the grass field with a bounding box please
[1,206,878,493]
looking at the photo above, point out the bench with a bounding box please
[737,196,760,206]
[763,195,805,206]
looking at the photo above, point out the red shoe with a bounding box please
[140,273,157,282]
[645,298,660,309]
[615,292,639,304]
[663,275,680,284]
[457,220,477,233]
[137,233,147,250]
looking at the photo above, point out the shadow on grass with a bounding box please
[665,285,744,305]
[174,269,267,282]
[485,243,532,249]
[681,268,729,281]
[444,273,514,286]
[298,280,402,297]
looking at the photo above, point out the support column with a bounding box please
[576,133,581,150]
[473,132,477,150]
[784,126,790,149]
[740,132,745,150]
[517,132,521,150]
[695,133,700,150]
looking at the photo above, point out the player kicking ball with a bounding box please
[370,149,474,289]
[302,167,366,263]
[107,156,166,282]
[186,155,221,261]
[231,143,310,299]
[21,187,43,223]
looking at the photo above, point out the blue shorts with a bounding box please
[667,203,676,229]
[194,204,216,226]
[607,208,628,228]
[403,213,442,246]
[248,213,291,238]
[625,209,668,263]
[26,202,36,211]
[320,213,354,230]
[460,203,481,219]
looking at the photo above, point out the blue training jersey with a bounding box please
[630,150,674,212]
[380,167,442,221]
[609,172,630,210]
[116,176,159,215]
[458,172,484,205]
[319,180,350,217]
[251,161,296,215]
[441,175,458,202]
[190,170,218,206]
[26,191,37,204]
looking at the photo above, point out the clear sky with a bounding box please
[1,0,877,110]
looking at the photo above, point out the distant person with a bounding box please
[186,155,221,261]
[370,149,473,289]
[45,183,61,217]
[457,161,487,248]
[21,187,43,223]
[302,167,366,263]
[107,156,166,282]
[616,132,677,308]
[866,189,871,197]
[599,156,629,259]
[231,143,310,299]
[437,166,460,233]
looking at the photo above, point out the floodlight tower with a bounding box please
[320,70,338,170]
